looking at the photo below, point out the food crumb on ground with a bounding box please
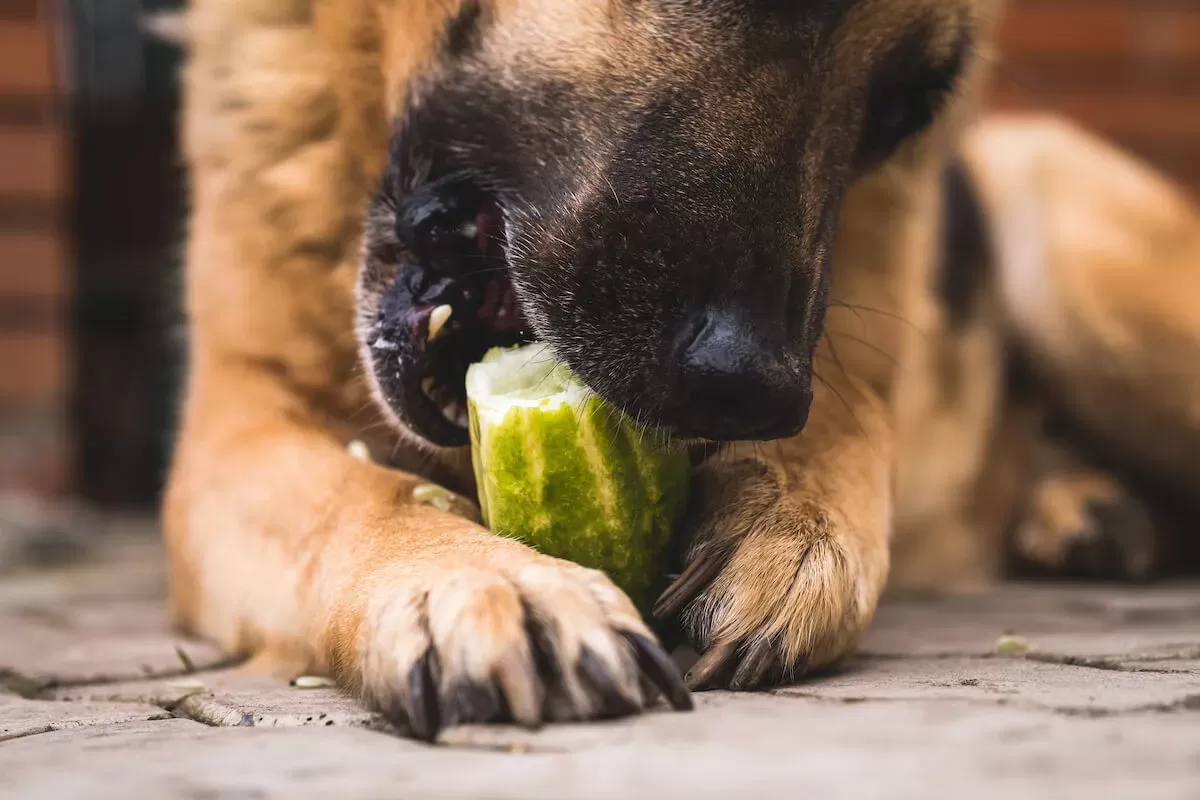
[994,635,1030,656]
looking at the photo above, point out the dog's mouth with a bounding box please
[367,176,533,447]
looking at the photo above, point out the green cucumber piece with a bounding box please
[466,343,690,609]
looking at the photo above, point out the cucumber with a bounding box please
[466,343,690,610]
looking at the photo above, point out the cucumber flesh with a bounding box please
[466,342,690,609]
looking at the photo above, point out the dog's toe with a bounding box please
[355,552,690,740]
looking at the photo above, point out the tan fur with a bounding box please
[891,115,1200,589]
[1018,470,1120,566]
[167,0,1198,732]
[966,116,1200,493]
[169,0,687,729]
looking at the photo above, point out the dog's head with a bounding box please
[358,0,988,448]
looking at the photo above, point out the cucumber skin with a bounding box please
[468,394,690,611]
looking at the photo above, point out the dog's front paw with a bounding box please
[654,459,887,690]
[349,537,691,740]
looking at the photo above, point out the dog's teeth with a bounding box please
[421,377,437,401]
[458,222,478,239]
[436,401,469,428]
[428,304,453,342]
[440,402,463,425]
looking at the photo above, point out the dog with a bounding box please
[164,0,1200,740]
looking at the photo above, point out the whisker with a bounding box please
[812,368,880,461]
[822,332,853,390]
[828,300,918,330]
[826,331,901,368]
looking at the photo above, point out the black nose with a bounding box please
[671,311,811,441]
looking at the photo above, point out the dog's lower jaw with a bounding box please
[358,176,534,448]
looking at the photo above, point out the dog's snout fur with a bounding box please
[357,0,979,444]
[520,146,830,440]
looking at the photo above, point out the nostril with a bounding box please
[680,313,750,380]
[674,310,809,440]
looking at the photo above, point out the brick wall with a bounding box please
[990,0,1200,195]
[0,0,71,497]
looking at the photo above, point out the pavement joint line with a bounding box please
[0,724,54,744]
[1023,653,1175,673]
[7,654,249,701]
[857,651,1200,672]
[767,689,1200,718]
[0,669,44,699]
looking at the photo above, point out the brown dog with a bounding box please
[164,0,1199,739]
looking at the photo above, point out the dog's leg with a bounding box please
[165,362,690,737]
[652,373,892,689]
[964,115,1200,496]
[650,151,955,686]
[167,0,689,738]
[1009,443,1160,581]
[889,156,1010,592]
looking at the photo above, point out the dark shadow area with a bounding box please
[66,0,186,509]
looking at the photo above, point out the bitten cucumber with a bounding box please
[466,343,690,609]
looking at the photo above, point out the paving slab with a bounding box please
[0,692,170,743]
[1,694,1198,800]
[2,522,1199,799]
[863,585,1200,663]
[0,533,227,694]
[0,610,228,694]
[791,655,1200,714]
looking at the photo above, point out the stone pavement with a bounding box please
[1,518,1198,799]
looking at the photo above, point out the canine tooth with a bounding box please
[428,304,453,341]
[454,408,469,428]
[421,377,437,400]
[458,221,478,239]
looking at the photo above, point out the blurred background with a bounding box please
[0,0,1197,521]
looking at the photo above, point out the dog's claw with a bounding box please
[442,681,505,728]
[491,650,543,728]
[685,640,738,691]
[729,638,777,691]
[406,649,442,741]
[624,631,693,711]
[652,550,723,619]
[578,648,641,719]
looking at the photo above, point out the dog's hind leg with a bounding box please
[1008,437,1161,581]
[958,114,1200,578]
[964,114,1200,504]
